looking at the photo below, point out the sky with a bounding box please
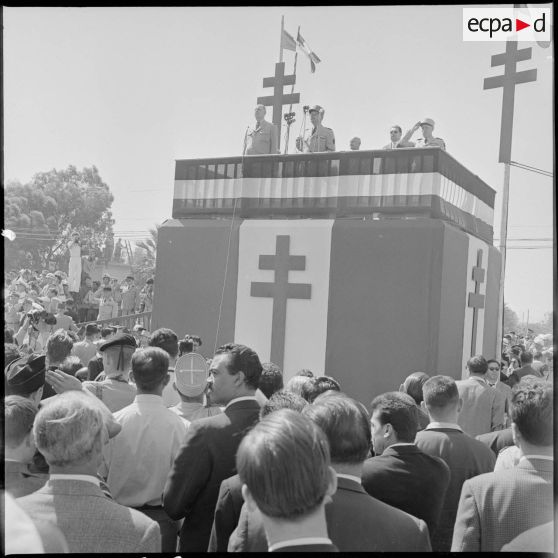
[3,5,554,322]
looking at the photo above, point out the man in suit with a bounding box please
[244,104,279,155]
[456,354,506,437]
[415,375,495,552]
[163,343,263,552]
[506,350,543,387]
[208,391,308,552]
[362,391,450,538]
[452,378,553,551]
[237,409,338,552]
[230,394,431,552]
[4,395,47,498]
[16,391,161,553]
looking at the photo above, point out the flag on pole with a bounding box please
[296,31,321,73]
[281,29,297,52]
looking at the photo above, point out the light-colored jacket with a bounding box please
[16,478,161,553]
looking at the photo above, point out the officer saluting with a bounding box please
[244,104,279,155]
[296,105,335,153]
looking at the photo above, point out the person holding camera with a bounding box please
[67,232,82,294]
[296,105,335,153]
[243,104,279,156]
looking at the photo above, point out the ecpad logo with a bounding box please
[463,8,551,42]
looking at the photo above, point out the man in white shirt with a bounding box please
[100,346,187,552]
[72,324,100,366]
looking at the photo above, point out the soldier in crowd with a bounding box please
[244,105,279,155]
[296,105,335,153]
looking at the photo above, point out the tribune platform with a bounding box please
[152,147,499,401]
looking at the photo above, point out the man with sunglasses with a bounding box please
[383,125,415,149]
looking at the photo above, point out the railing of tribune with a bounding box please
[76,311,152,331]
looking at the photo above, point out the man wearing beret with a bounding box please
[400,118,446,150]
[296,105,336,153]
[82,333,137,412]
[5,353,47,407]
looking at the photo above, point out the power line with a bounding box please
[509,160,553,178]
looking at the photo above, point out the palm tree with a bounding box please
[136,226,159,265]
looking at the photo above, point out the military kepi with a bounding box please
[99,333,137,370]
[5,353,46,395]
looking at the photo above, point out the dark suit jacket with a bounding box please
[163,399,260,552]
[208,473,243,552]
[414,427,495,552]
[506,364,542,387]
[228,476,431,552]
[361,444,450,537]
[475,427,514,457]
[5,460,47,498]
[451,458,553,552]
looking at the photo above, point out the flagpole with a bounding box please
[284,26,300,154]
[279,15,284,63]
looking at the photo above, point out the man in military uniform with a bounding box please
[244,105,279,155]
[400,118,446,150]
[296,105,336,153]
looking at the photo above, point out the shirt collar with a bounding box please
[268,537,333,552]
[520,455,553,462]
[225,395,258,410]
[336,473,361,484]
[425,421,463,432]
[470,375,488,384]
[49,474,100,487]
[134,394,164,404]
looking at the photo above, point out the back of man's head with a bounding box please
[284,375,313,397]
[237,409,332,520]
[260,390,308,419]
[467,355,488,375]
[85,324,100,339]
[511,378,552,446]
[46,329,74,365]
[100,327,113,340]
[214,343,262,390]
[131,347,169,393]
[5,395,37,449]
[258,362,284,399]
[304,394,371,464]
[148,328,178,359]
[520,351,533,365]
[369,391,419,443]
[422,375,459,413]
[400,371,430,405]
[301,375,341,403]
[58,356,83,377]
[33,391,106,468]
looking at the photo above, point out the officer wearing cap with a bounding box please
[296,105,336,153]
[82,333,138,412]
[5,354,47,407]
[401,118,446,150]
[169,353,222,423]
[244,104,279,156]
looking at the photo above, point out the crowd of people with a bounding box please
[3,313,554,553]
[4,267,154,355]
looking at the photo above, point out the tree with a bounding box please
[136,226,159,267]
[4,166,114,270]
[503,302,519,333]
[133,226,159,287]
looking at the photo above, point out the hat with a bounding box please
[308,104,324,114]
[99,332,137,352]
[125,275,134,280]
[174,353,209,397]
[146,278,154,284]
[419,118,435,127]
[5,354,46,395]
[133,324,146,333]
[102,273,110,279]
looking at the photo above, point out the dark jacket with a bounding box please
[163,399,260,552]
[361,444,450,537]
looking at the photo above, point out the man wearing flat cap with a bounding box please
[296,105,336,153]
[400,118,446,150]
[244,104,279,155]
[82,333,137,412]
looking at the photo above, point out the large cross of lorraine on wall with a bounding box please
[250,235,311,369]
[257,62,300,152]
[468,249,486,356]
